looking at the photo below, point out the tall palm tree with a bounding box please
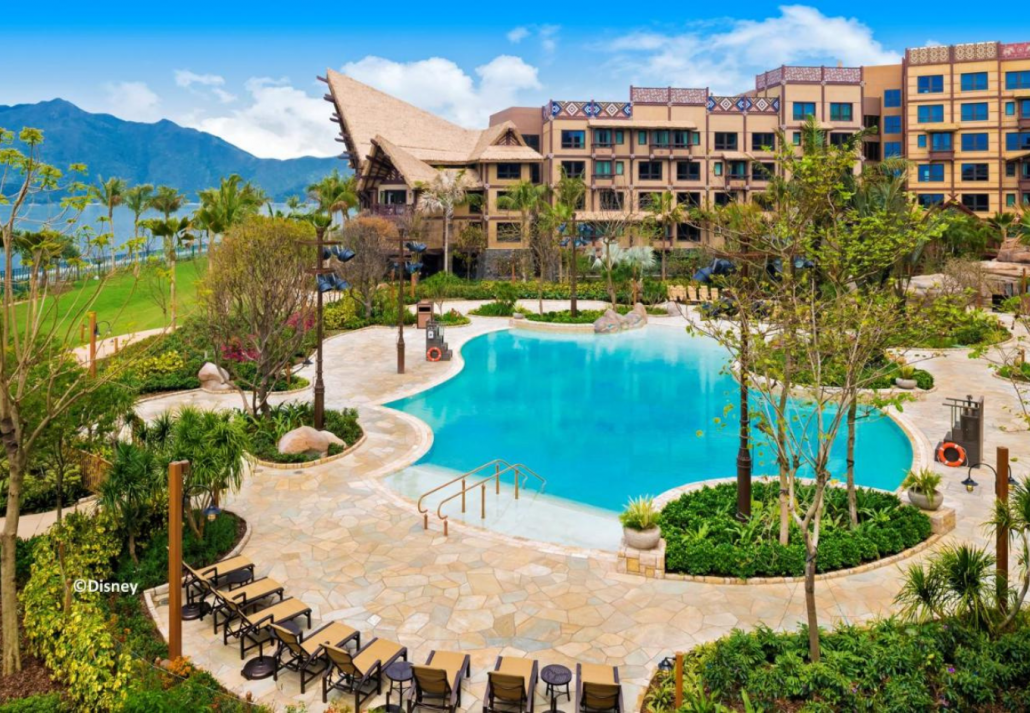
[307,170,357,227]
[149,185,186,221]
[142,216,192,329]
[198,174,266,238]
[498,180,550,312]
[416,169,474,274]
[123,184,154,257]
[554,172,587,316]
[90,176,126,241]
[644,191,684,281]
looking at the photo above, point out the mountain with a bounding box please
[0,99,343,201]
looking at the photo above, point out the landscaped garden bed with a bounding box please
[767,351,935,391]
[238,402,363,464]
[892,295,1010,349]
[658,481,932,578]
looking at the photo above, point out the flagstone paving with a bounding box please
[146,304,1027,712]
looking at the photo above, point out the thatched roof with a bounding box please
[359,137,483,191]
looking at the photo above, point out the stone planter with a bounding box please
[907,489,943,511]
[623,526,661,550]
[895,378,918,390]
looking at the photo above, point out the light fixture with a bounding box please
[657,656,675,673]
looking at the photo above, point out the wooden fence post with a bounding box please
[168,460,187,660]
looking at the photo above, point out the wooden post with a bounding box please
[997,446,1010,613]
[88,311,97,377]
[167,460,187,660]
[673,653,684,709]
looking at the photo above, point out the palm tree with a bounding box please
[99,442,163,564]
[90,176,126,241]
[198,174,266,239]
[123,184,154,257]
[554,172,587,316]
[644,191,684,281]
[142,216,193,329]
[988,476,1030,628]
[895,544,998,630]
[498,180,550,312]
[307,170,357,227]
[416,169,474,273]
[149,185,186,221]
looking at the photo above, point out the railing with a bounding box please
[416,459,547,536]
[0,244,209,283]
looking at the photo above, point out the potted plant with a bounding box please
[620,496,661,550]
[901,468,944,511]
[895,364,918,390]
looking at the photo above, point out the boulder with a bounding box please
[278,426,331,457]
[198,362,233,392]
[665,302,680,317]
[620,303,648,330]
[322,430,346,448]
[593,309,624,334]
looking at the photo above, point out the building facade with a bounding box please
[322,39,1030,273]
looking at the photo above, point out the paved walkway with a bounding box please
[145,303,1027,712]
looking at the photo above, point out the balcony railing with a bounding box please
[369,204,409,216]
[928,149,955,160]
[1019,116,1030,129]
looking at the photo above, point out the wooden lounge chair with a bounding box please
[484,655,538,713]
[220,594,312,660]
[210,577,286,634]
[409,650,472,713]
[271,621,360,693]
[575,664,623,713]
[322,636,408,708]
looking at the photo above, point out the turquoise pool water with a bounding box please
[386,327,913,512]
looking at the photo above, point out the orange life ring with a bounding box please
[937,441,967,467]
[426,346,443,362]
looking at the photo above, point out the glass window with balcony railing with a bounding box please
[593,160,624,178]
[592,128,625,148]
[929,133,954,151]
[726,160,748,178]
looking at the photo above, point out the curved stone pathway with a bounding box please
[145,304,1026,712]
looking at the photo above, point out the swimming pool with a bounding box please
[386,326,913,513]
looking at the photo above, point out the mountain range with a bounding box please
[0,99,342,201]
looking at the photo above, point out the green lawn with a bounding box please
[15,257,207,344]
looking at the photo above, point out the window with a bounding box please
[917,194,945,207]
[713,162,723,177]
[1006,132,1030,151]
[793,102,816,120]
[961,133,988,151]
[752,162,775,180]
[530,164,541,184]
[599,190,624,210]
[676,192,700,208]
[918,75,944,93]
[962,194,990,212]
[651,130,671,147]
[496,222,522,243]
[1006,70,1030,90]
[828,132,853,147]
[593,129,613,147]
[673,130,700,147]
[561,161,586,179]
[930,132,953,151]
[884,89,902,108]
[714,132,738,151]
[884,141,902,158]
[714,192,734,207]
[863,115,880,130]
[1007,163,1017,178]
[638,161,662,180]
[917,134,927,148]
[792,132,802,145]
[961,72,988,91]
[961,103,989,121]
[496,163,521,180]
[1022,99,1030,117]
[1007,194,1017,208]
[884,116,902,134]
[961,163,989,181]
[918,105,944,123]
[638,192,660,210]
[863,142,881,161]
[830,103,853,122]
[918,164,945,182]
[637,131,648,146]
[677,223,701,242]
[676,161,701,181]
[1006,102,1016,116]
[751,133,775,151]
[727,160,747,178]
[522,134,540,151]
[594,160,613,176]
[380,189,406,205]
[561,130,584,149]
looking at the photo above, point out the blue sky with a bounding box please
[2,2,1021,159]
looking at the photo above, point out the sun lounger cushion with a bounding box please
[580,664,615,685]
[196,556,252,580]
[301,622,358,656]
[249,598,309,626]
[353,638,405,675]
[497,657,535,697]
[218,577,281,604]
[426,651,467,688]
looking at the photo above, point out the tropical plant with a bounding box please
[553,170,587,315]
[141,215,193,328]
[620,496,659,531]
[123,183,154,255]
[197,174,266,242]
[643,191,684,281]
[901,468,942,498]
[307,169,357,226]
[90,176,126,244]
[99,442,164,563]
[988,475,1030,628]
[497,180,551,312]
[416,169,474,273]
[896,544,998,629]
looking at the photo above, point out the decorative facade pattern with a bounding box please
[755,65,861,88]
[907,45,951,65]
[954,42,998,61]
[783,66,824,82]
[755,67,783,90]
[706,95,779,113]
[630,87,707,105]
[907,41,1006,65]
[823,66,862,83]
[547,100,632,119]
[1001,42,1030,60]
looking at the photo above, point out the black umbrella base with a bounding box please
[181,602,211,621]
[242,656,277,680]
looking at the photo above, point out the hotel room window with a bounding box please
[529,164,540,184]
[522,134,540,151]
[594,160,613,176]
[751,133,775,151]
[1007,194,1017,208]
[961,193,989,212]
[713,162,723,176]
[637,131,648,146]
[917,105,944,123]
[961,103,989,121]
[917,75,944,93]
[599,190,624,210]
[917,135,927,148]
[496,163,521,180]
[714,132,738,151]
[614,130,625,144]
[638,161,662,180]
[884,141,902,157]
[884,89,902,108]
[1006,132,1030,151]
[1006,70,1030,90]
[672,130,694,148]
[560,161,586,179]
[1007,163,1017,178]
[560,130,585,149]
[828,132,852,147]
[676,161,700,181]
[792,102,816,120]
[676,192,700,208]
[677,223,701,242]
[829,103,853,122]
[883,116,902,134]
[792,132,802,145]
[651,130,671,147]
[961,163,989,181]
[727,160,747,178]
[593,129,613,147]
[752,162,775,180]
[961,133,988,151]
[961,72,988,91]
[638,192,660,209]
[917,164,944,182]
[917,194,945,207]
[714,192,733,206]
[930,133,953,151]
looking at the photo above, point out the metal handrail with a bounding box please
[416,458,515,525]
[432,462,547,536]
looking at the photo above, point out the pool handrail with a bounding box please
[416,458,515,525]
[432,462,547,536]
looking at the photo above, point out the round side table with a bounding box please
[384,659,414,713]
[540,664,572,713]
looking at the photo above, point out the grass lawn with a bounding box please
[15,257,207,344]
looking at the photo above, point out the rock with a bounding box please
[278,426,331,457]
[996,237,1030,264]
[593,309,624,334]
[620,303,648,330]
[321,430,346,448]
[198,362,233,392]
[665,302,680,316]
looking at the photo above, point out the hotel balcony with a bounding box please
[928,149,955,161]
[1020,176,1030,192]
[1019,116,1030,129]
[369,204,410,217]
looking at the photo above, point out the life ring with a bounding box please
[937,441,967,467]
[426,346,443,362]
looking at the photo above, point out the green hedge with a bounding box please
[413,272,660,304]
[659,481,931,578]
[647,618,1030,711]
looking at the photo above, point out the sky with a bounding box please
[1,1,1022,160]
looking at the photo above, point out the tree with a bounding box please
[452,223,486,278]
[123,183,154,256]
[336,216,395,319]
[497,180,550,312]
[553,171,587,316]
[141,216,193,329]
[416,169,474,273]
[202,216,314,416]
[99,442,163,563]
[198,174,266,243]
[307,170,357,226]
[643,191,684,281]
[90,176,126,244]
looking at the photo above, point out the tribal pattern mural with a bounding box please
[1001,42,1030,60]
[755,66,861,89]
[547,100,632,119]
[707,96,780,113]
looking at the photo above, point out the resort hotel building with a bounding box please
[322,39,1030,274]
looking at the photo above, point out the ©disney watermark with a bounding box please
[72,579,139,595]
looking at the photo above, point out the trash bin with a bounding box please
[416,300,433,329]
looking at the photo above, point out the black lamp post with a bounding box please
[396,228,408,374]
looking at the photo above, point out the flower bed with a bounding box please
[659,481,931,578]
[238,403,362,464]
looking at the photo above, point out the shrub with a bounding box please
[432,310,471,326]
[619,496,659,530]
[0,694,67,712]
[894,295,1009,348]
[238,403,362,463]
[659,481,931,578]
[998,362,1030,383]
[469,301,516,317]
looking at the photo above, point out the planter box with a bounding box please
[617,537,666,579]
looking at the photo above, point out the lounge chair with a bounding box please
[409,650,472,713]
[219,594,312,660]
[271,621,360,693]
[183,557,254,616]
[210,577,285,634]
[484,656,538,713]
[575,664,623,713]
[322,636,408,708]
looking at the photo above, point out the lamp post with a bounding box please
[396,228,408,374]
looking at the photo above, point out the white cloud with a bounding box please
[507,27,529,43]
[174,70,225,88]
[186,77,336,159]
[506,25,559,53]
[341,55,542,128]
[101,81,161,122]
[603,5,901,94]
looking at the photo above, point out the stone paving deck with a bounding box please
[145,303,1027,712]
